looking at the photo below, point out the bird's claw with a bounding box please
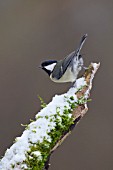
[83,66,88,70]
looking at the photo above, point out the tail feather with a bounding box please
[75,34,88,55]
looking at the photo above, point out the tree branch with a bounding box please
[0,63,100,170]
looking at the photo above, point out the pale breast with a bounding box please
[50,67,77,83]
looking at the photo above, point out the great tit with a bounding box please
[40,34,87,83]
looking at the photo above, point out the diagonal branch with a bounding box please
[0,63,100,170]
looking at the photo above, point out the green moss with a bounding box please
[21,124,30,130]
[45,115,49,119]
[36,115,43,119]
[48,105,74,149]
[30,119,34,122]
[24,94,89,170]
[11,164,15,168]
[38,95,47,108]
[25,106,75,169]
[76,96,91,105]
[70,96,74,100]
[32,129,36,133]
[25,140,51,170]
[50,118,53,122]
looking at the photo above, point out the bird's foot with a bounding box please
[83,66,88,70]
[71,81,76,88]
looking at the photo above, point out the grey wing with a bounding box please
[52,34,87,80]
[51,60,64,80]
[52,51,75,80]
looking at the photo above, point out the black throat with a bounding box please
[42,67,52,76]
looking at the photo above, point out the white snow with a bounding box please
[31,151,42,160]
[85,63,100,98]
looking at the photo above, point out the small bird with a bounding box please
[40,34,87,83]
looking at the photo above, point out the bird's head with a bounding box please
[40,60,57,76]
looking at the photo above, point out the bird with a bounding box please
[40,34,87,83]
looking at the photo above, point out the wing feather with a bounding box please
[52,51,75,80]
[52,34,87,80]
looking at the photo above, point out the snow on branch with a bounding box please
[0,63,100,170]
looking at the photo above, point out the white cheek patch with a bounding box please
[45,63,56,71]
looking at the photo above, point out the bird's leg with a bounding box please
[81,64,89,70]
[83,66,88,70]
[71,81,77,88]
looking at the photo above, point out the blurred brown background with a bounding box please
[0,0,113,170]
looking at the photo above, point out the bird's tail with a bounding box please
[75,34,88,56]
